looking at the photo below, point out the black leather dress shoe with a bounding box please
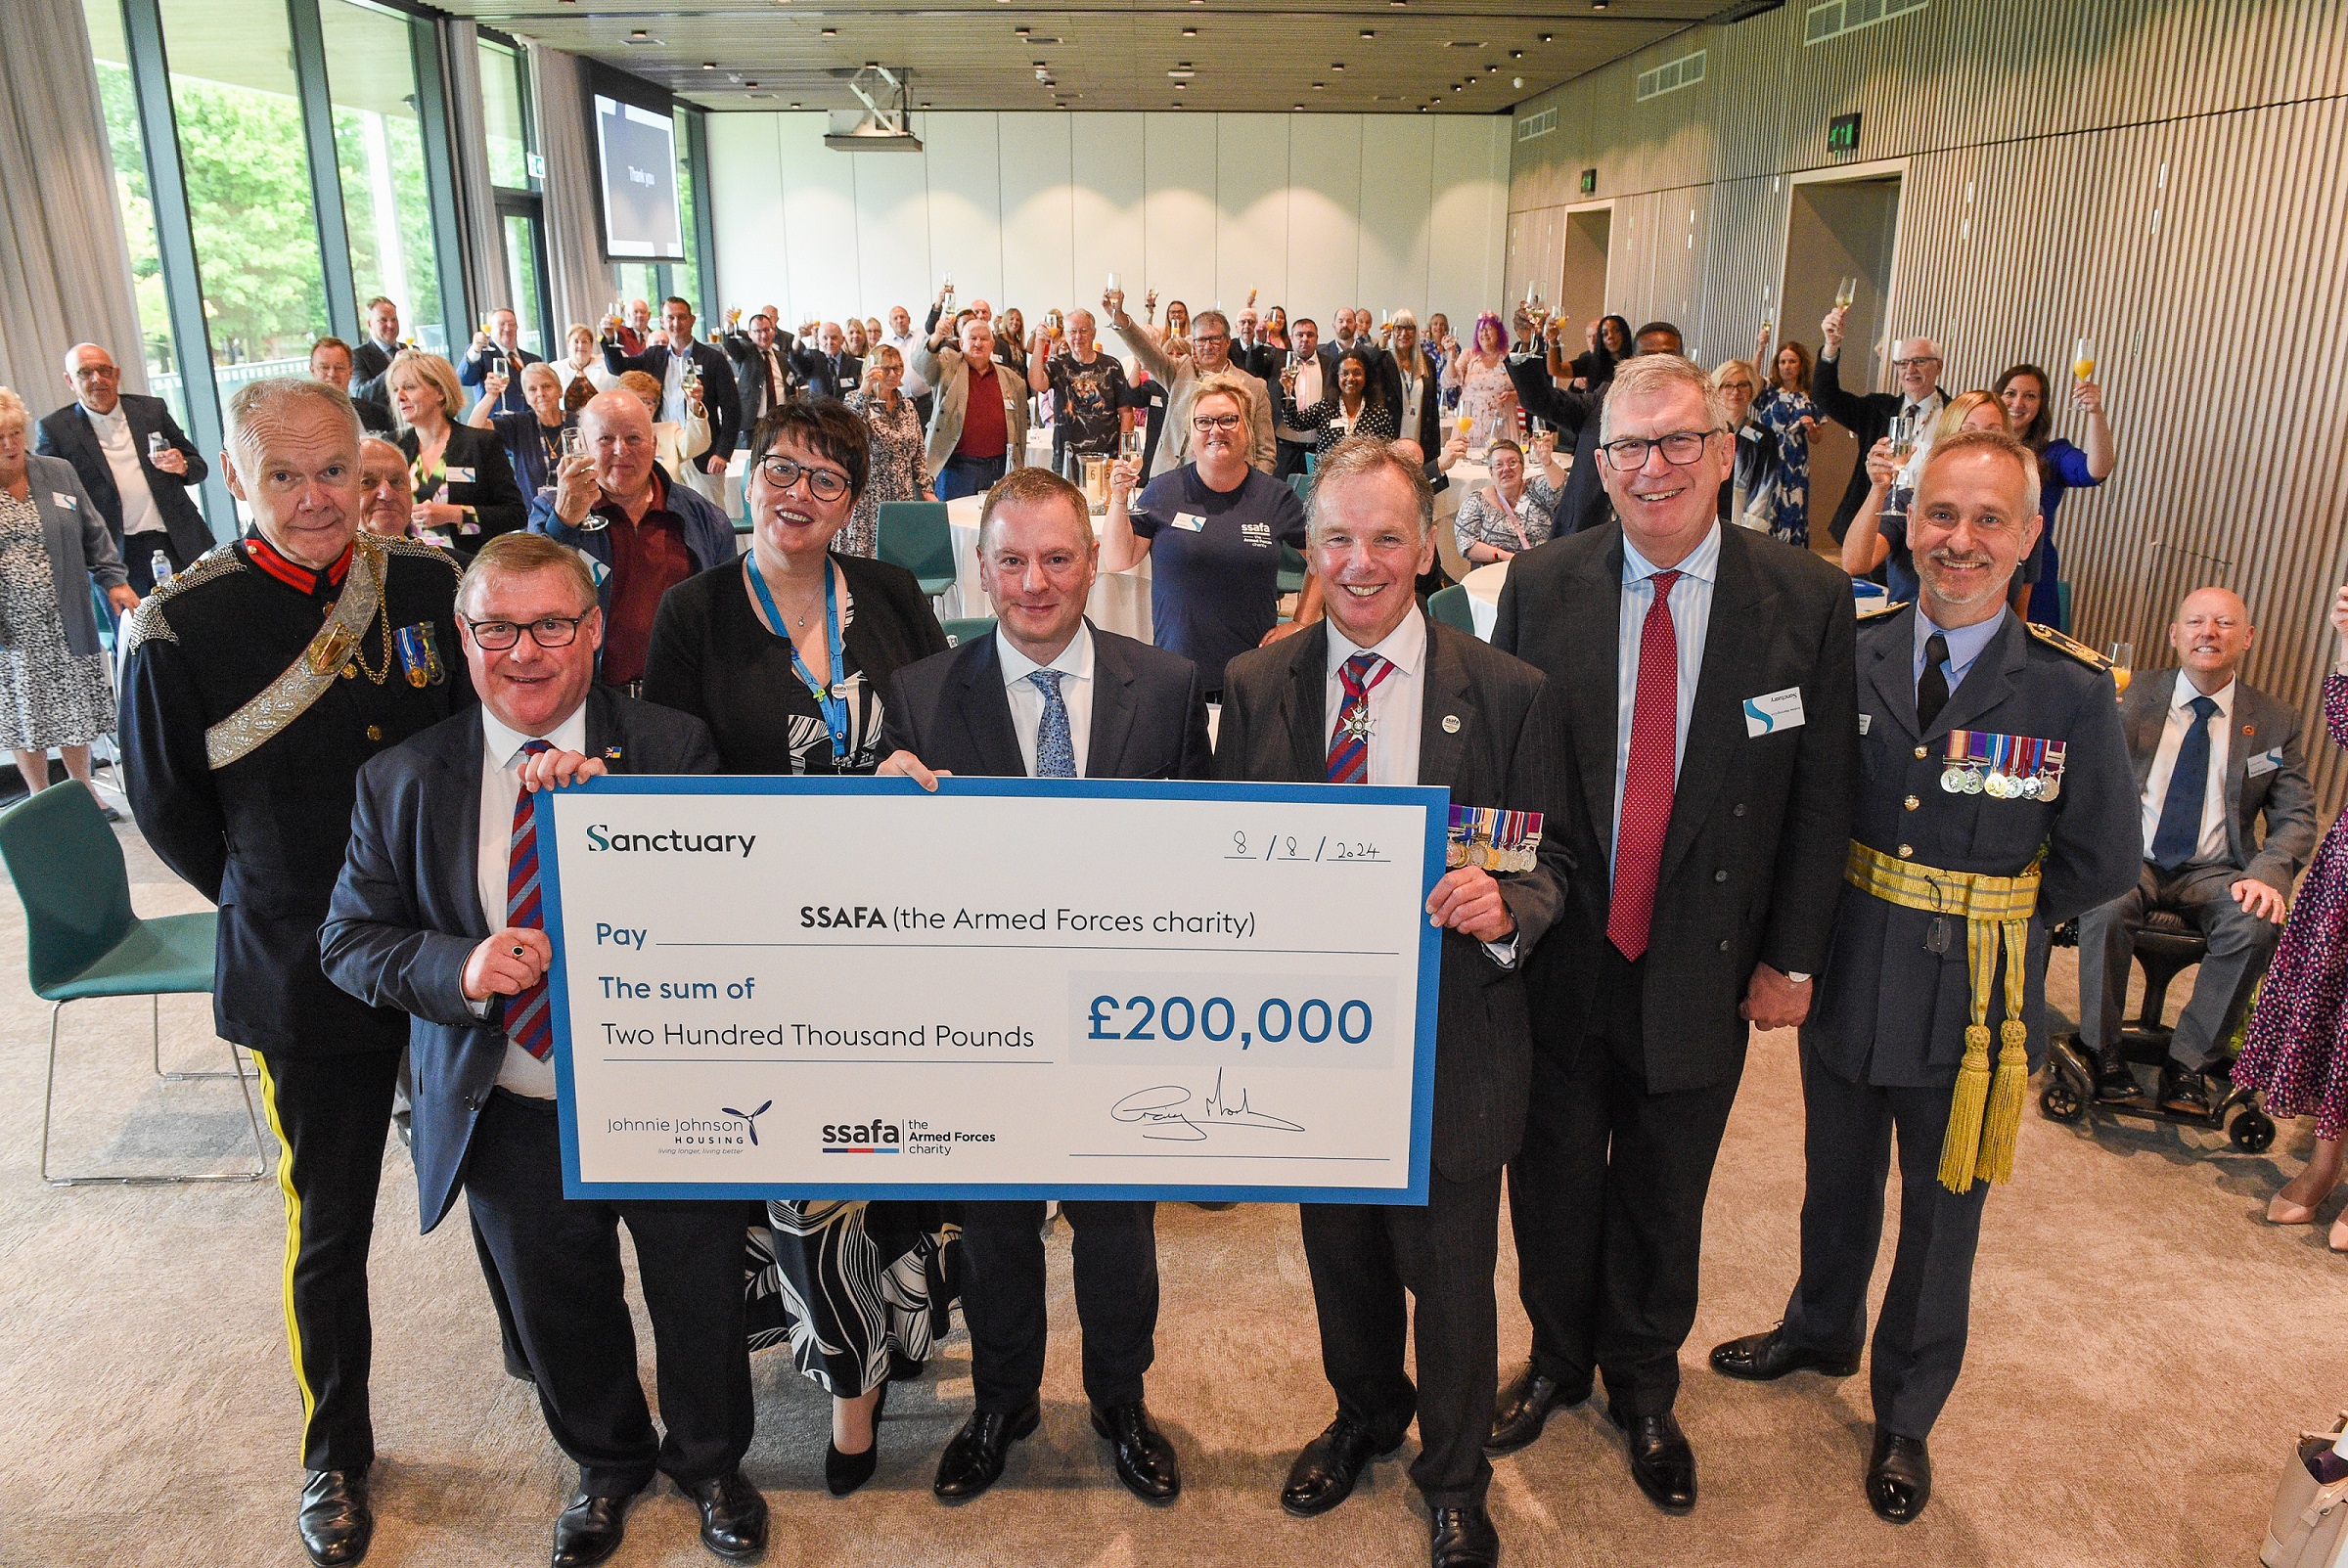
[551,1490,635,1568]
[932,1396,1041,1501]
[1429,1501,1501,1567]
[1709,1325,1862,1382]
[1608,1405,1696,1513]
[1281,1414,1401,1518]
[2092,1041,2137,1101]
[1091,1402,1180,1501]
[1866,1429,1932,1523]
[297,1468,373,1567]
[1487,1363,1592,1454]
[680,1469,768,1560]
[2159,1061,2214,1117]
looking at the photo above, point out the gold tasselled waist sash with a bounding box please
[1843,841,2041,1193]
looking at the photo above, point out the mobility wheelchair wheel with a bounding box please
[2229,1107,2277,1152]
[2040,1075,2087,1124]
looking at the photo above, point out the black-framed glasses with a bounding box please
[1191,413,1243,433]
[1890,355,1941,371]
[463,613,590,650]
[753,455,852,502]
[1599,429,1722,469]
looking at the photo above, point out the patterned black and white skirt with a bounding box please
[745,1199,962,1398]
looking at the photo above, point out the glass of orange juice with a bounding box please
[2105,640,2133,696]
[2072,336,2097,381]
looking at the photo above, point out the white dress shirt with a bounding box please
[998,623,1096,778]
[87,404,164,536]
[887,331,930,397]
[474,703,590,1098]
[1611,524,1721,872]
[661,346,691,426]
[2141,675,2235,866]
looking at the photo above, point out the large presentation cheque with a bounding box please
[540,778,1447,1203]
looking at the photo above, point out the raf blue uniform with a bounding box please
[1759,603,2140,1442]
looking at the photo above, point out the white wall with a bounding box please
[705,111,1512,335]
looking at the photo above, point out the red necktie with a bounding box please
[1607,569,1681,962]
[503,739,556,1060]
[1326,652,1394,784]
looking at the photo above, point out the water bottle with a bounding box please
[150,550,174,588]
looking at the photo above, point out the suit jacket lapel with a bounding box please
[1569,531,1626,869]
[1085,625,1139,779]
[432,710,490,938]
[1418,620,1474,791]
[1282,622,1332,782]
[950,635,1026,776]
[1658,528,1768,888]
[2224,682,2258,862]
[1924,610,2027,745]
[1864,606,1921,742]
[2129,670,2174,793]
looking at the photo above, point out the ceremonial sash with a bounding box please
[203,535,385,771]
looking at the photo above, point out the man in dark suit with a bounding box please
[2076,587,2317,1110]
[457,307,544,421]
[1489,351,1858,1514]
[308,338,397,437]
[1813,306,1947,544]
[1219,438,1566,1568]
[719,311,792,438]
[786,320,862,402]
[1271,317,1342,479]
[601,297,743,480]
[1710,428,2139,1522]
[1505,320,1685,541]
[319,531,767,1568]
[37,342,214,592]
[876,468,1211,1505]
[350,297,406,403]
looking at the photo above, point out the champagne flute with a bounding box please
[2072,336,2097,381]
[1834,276,1857,310]
[1887,414,1919,463]
[2105,641,2134,696]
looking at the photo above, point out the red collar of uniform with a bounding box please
[243,532,353,595]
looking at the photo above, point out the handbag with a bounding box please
[2265,1413,2348,1567]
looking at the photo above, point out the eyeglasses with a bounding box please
[753,455,852,501]
[1190,334,1230,348]
[1191,414,1243,433]
[464,613,590,650]
[1890,355,1941,371]
[1598,429,1722,469]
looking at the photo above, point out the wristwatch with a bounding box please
[1784,971,1813,985]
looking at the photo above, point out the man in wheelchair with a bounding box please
[2077,588,2320,1113]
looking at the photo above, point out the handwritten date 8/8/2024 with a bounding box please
[1226,830,1385,864]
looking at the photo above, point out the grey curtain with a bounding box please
[0,0,150,400]
[530,43,614,336]
[439,19,509,326]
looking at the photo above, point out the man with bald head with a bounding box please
[36,341,214,591]
[120,378,470,1566]
[2075,586,2317,1111]
[1815,301,1948,544]
[531,388,735,694]
[1027,306,1128,471]
[788,319,860,400]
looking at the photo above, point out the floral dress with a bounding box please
[1749,386,1818,547]
[841,392,929,560]
[2233,673,2348,1140]
[0,490,115,751]
[1444,352,1517,446]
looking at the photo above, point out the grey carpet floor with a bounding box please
[1,814,2342,1567]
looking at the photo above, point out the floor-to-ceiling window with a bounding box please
[319,0,447,353]
[80,0,197,426]
[479,33,552,356]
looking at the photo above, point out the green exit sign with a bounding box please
[1580,167,1598,195]
[1828,112,1862,154]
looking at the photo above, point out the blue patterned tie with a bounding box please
[2150,694,2218,870]
[1029,669,1076,779]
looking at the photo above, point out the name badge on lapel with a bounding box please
[1172,513,1207,532]
[1743,687,1806,737]
[2246,746,2282,778]
[53,492,78,511]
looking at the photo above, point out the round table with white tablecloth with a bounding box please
[1461,560,1510,642]
[940,494,1153,642]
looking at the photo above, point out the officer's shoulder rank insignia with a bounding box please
[2025,621,2109,669]
[1855,599,1909,623]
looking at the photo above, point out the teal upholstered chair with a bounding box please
[877,500,959,599]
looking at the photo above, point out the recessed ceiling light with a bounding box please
[744,79,758,87]
[1361,28,1377,38]
[629,28,647,37]
[1293,102,1304,109]
[1511,49,1524,59]
[1016,25,1029,33]
[1182,25,1197,35]
[1175,81,1187,89]
[790,101,801,108]
[1592,1,1608,9]
[701,61,715,68]
[1032,59,1047,66]
[820,26,835,36]
[1313,82,1325,89]
[1538,32,1553,42]
[1332,62,1345,69]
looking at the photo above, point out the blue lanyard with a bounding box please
[746,556,849,759]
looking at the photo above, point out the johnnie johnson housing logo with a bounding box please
[720,1098,772,1145]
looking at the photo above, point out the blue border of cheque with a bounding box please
[538,774,1448,1205]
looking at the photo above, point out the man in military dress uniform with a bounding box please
[1707,426,2140,1522]
[119,378,471,1567]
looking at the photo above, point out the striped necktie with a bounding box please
[1327,652,1394,784]
[503,739,556,1060]
[1607,569,1681,961]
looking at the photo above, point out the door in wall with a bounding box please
[1780,173,1902,558]
[1560,204,1612,337]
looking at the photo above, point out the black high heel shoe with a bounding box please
[826,1381,889,1497]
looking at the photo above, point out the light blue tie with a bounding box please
[1029,668,1076,779]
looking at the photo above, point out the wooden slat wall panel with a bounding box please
[1504,0,2348,807]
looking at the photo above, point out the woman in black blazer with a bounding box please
[384,349,526,559]
[641,400,952,1496]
